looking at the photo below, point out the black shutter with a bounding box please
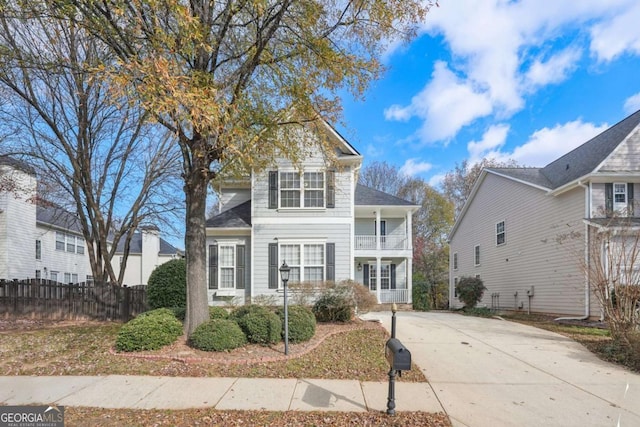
[605,183,613,216]
[363,264,370,289]
[390,264,396,289]
[326,169,335,208]
[268,243,278,289]
[326,243,335,281]
[268,171,278,209]
[236,245,245,289]
[208,245,218,289]
[628,183,634,216]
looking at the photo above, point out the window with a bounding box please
[454,277,458,298]
[453,252,458,270]
[36,240,42,260]
[50,271,58,282]
[76,237,85,254]
[614,183,627,212]
[86,275,94,283]
[369,263,391,290]
[56,232,65,251]
[64,272,71,284]
[66,234,75,253]
[71,273,78,284]
[219,245,235,289]
[474,245,480,266]
[279,243,324,284]
[35,270,41,280]
[496,221,506,245]
[279,171,325,208]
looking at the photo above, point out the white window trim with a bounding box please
[369,261,391,290]
[278,169,326,210]
[496,220,506,246]
[474,245,481,266]
[217,243,236,290]
[278,239,326,287]
[613,182,627,212]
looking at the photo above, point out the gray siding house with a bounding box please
[206,121,419,305]
[449,109,640,317]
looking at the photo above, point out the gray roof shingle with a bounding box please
[485,167,553,189]
[114,232,181,255]
[354,184,416,206]
[36,205,84,234]
[206,200,252,228]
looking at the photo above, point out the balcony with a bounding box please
[355,235,409,251]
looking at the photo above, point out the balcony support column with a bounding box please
[406,211,413,250]
[375,209,381,251]
[376,256,381,303]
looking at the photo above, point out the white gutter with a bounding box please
[555,180,590,321]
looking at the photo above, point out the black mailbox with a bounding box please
[385,338,411,371]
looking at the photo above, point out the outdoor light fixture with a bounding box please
[357,262,362,271]
[279,261,290,355]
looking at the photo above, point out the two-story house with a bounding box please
[448,109,640,318]
[0,156,181,285]
[206,121,419,305]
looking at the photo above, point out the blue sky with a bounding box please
[337,0,640,188]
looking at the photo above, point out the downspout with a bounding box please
[555,180,590,321]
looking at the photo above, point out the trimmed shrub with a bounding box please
[171,306,186,321]
[455,276,487,309]
[275,305,316,343]
[147,259,186,310]
[115,308,183,352]
[313,290,353,323]
[209,306,229,320]
[230,305,281,345]
[412,282,431,311]
[189,319,247,351]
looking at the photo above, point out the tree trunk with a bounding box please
[183,147,211,336]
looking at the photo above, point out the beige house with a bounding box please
[448,109,640,318]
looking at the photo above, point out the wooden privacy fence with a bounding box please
[0,279,147,321]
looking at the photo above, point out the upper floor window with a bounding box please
[279,171,325,208]
[36,240,42,260]
[474,245,480,266]
[269,170,335,209]
[66,233,75,253]
[496,221,506,246]
[453,252,458,270]
[614,183,627,212]
[76,237,85,255]
[56,232,65,251]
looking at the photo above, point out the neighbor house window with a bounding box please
[496,221,506,245]
[614,183,627,212]
[474,245,480,266]
[36,240,42,260]
[76,237,85,254]
[50,271,58,282]
[66,234,75,253]
[35,270,41,280]
[453,252,458,270]
[64,272,71,284]
[279,243,324,284]
[56,232,65,251]
[72,273,78,284]
[454,277,459,298]
[279,171,325,208]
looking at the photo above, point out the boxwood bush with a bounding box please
[189,319,247,351]
[313,290,353,323]
[115,308,183,352]
[230,305,281,345]
[147,259,186,310]
[209,306,229,320]
[455,276,487,309]
[275,305,316,343]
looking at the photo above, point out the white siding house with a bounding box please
[206,120,420,305]
[0,156,181,285]
[449,109,640,318]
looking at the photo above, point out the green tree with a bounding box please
[57,0,436,335]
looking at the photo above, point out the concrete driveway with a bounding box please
[363,311,640,427]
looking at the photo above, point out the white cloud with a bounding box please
[365,143,384,158]
[484,120,609,167]
[524,47,582,89]
[385,0,639,144]
[428,173,446,188]
[399,158,433,177]
[623,92,640,115]
[589,2,640,62]
[384,61,493,143]
[467,124,510,164]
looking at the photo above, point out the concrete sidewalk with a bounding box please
[0,375,443,413]
[364,311,640,427]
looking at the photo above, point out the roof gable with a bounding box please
[206,200,252,228]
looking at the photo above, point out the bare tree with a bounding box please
[583,219,640,346]
[0,5,182,285]
[358,161,408,196]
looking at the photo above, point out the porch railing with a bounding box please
[355,235,408,250]
[377,289,410,304]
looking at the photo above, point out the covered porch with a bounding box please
[354,257,412,304]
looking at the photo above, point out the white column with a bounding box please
[406,211,413,250]
[376,256,381,303]
[375,209,381,251]
[407,255,413,304]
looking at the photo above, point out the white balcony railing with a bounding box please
[355,235,409,250]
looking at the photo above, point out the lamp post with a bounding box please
[279,261,290,355]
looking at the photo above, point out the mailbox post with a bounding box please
[385,304,411,415]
